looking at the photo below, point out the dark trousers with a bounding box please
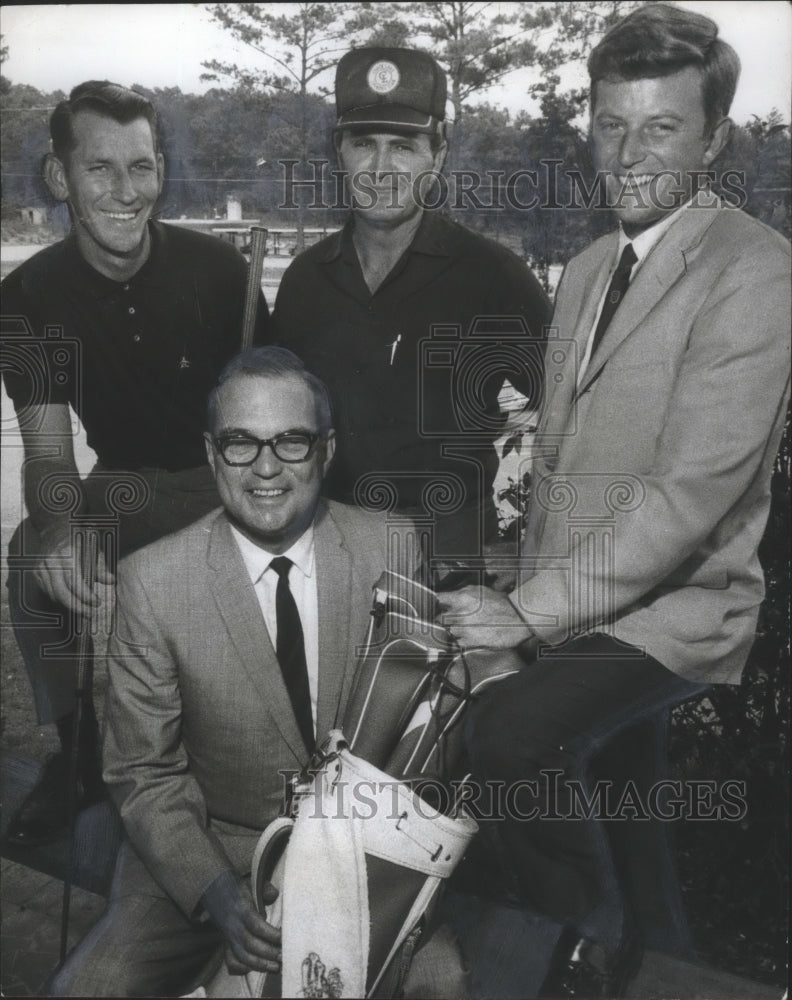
[6,464,219,724]
[464,633,705,951]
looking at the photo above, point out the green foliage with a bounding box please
[0,82,60,209]
[671,454,790,990]
[727,112,792,238]
[202,2,362,97]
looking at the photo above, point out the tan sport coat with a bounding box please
[103,500,412,916]
[513,197,790,684]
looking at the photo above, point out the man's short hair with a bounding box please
[207,346,334,434]
[588,3,741,130]
[50,81,160,164]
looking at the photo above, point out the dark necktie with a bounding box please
[270,556,314,755]
[590,243,637,358]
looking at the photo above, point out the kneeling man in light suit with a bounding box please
[50,346,416,997]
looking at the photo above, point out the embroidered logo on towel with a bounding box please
[301,952,343,998]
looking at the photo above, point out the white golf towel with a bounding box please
[282,757,369,999]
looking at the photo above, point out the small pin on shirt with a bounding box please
[388,334,402,365]
[179,356,191,369]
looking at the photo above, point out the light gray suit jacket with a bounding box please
[103,500,413,916]
[513,197,790,684]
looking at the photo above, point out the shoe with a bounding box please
[4,751,105,847]
[540,925,643,998]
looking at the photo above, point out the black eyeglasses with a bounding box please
[213,432,323,466]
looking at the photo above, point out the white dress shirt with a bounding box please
[578,200,693,382]
[230,524,319,729]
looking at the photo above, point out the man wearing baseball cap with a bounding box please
[274,47,550,567]
[335,47,447,132]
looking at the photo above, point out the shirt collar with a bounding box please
[318,211,452,265]
[618,199,693,266]
[65,220,168,297]
[408,211,454,257]
[230,522,316,585]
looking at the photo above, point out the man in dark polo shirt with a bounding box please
[1,80,270,846]
[274,48,551,564]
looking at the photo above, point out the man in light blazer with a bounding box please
[440,4,790,997]
[50,346,416,997]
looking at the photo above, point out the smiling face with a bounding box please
[591,68,729,237]
[337,129,446,227]
[205,374,335,553]
[45,109,164,279]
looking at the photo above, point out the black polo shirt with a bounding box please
[273,212,551,511]
[1,221,270,470]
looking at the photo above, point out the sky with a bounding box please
[1,2,790,127]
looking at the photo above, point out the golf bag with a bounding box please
[185,571,521,998]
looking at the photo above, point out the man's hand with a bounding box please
[439,585,533,650]
[17,403,115,615]
[201,869,281,975]
[433,540,520,594]
[33,525,114,615]
[482,539,521,593]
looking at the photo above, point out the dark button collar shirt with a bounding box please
[2,221,269,470]
[273,212,551,513]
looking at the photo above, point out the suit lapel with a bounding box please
[206,514,307,758]
[577,198,723,395]
[313,502,355,740]
[541,238,617,441]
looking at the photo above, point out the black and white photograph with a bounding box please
[1,3,789,998]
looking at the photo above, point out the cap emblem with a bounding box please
[367,60,400,94]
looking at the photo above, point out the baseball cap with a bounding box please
[335,47,447,134]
